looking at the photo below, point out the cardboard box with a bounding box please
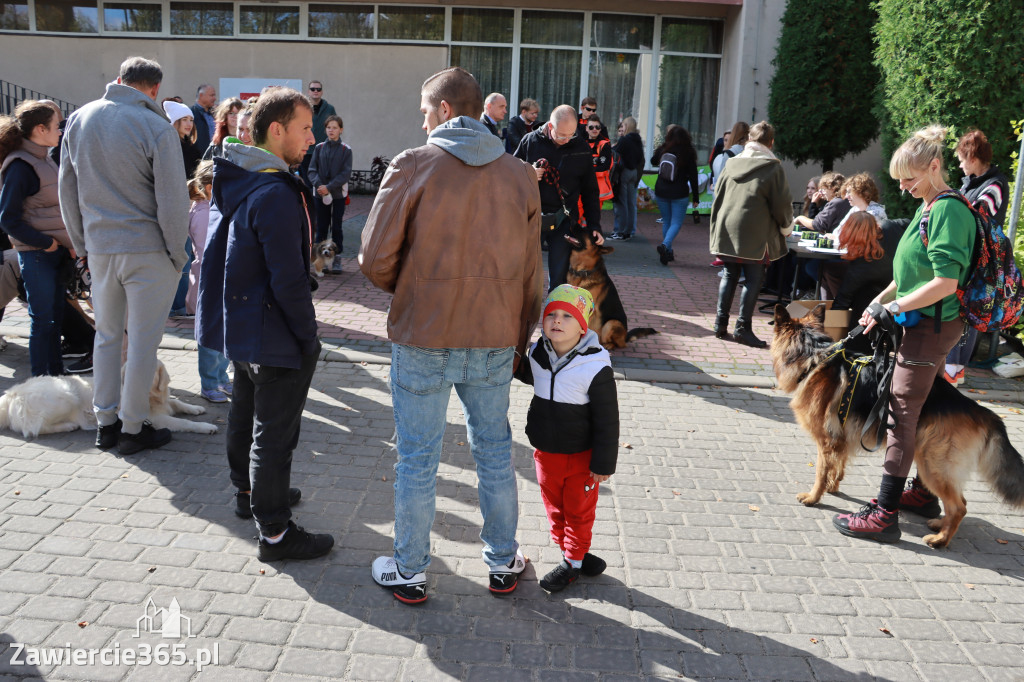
[786,300,852,342]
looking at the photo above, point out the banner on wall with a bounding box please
[219,78,304,101]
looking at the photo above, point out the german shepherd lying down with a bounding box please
[566,230,657,350]
[772,303,1024,548]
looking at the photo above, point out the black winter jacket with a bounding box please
[505,115,537,154]
[308,139,353,200]
[614,132,644,171]
[651,144,699,201]
[514,125,601,231]
[961,165,1010,228]
[518,331,619,475]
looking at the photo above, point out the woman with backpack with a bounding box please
[650,125,699,265]
[834,125,976,544]
[942,129,1010,386]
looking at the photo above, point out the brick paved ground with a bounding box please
[0,338,1022,681]
[1,196,1023,680]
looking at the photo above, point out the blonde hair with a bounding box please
[188,159,214,201]
[889,125,948,181]
[620,116,637,135]
[748,120,774,147]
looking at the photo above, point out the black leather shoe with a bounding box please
[732,327,768,349]
[96,418,122,450]
[118,421,172,455]
[257,520,334,562]
[235,488,302,519]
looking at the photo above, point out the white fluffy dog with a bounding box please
[0,362,218,438]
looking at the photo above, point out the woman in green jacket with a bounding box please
[833,125,975,543]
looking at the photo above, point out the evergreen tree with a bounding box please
[874,0,1024,213]
[767,0,880,172]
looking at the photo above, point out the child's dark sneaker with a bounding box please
[257,521,334,562]
[833,502,901,543]
[372,556,427,605]
[235,488,302,519]
[580,552,606,577]
[488,548,527,594]
[899,477,941,518]
[539,560,581,592]
[96,418,122,450]
[117,421,171,455]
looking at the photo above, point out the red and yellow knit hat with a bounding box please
[543,284,595,333]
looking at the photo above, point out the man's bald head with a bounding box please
[547,105,578,147]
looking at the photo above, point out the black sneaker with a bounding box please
[96,418,122,450]
[235,488,302,519]
[581,552,606,577]
[657,244,670,265]
[372,556,427,604]
[117,421,172,455]
[833,502,901,543]
[539,560,580,592]
[488,548,528,594]
[257,520,334,562]
[61,343,90,360]
[65,354,93,374]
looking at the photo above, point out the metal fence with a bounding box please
[0,80,78,119]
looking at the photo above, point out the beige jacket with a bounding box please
[359,134,543,356]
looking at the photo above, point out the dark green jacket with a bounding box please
[709,149,793,261]
[311,100,338,145]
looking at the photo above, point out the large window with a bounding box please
[0,0,29,30]
[171,1,232,35]
[240,4,298,35]
[36,0,97,32]
[521,10,582,46]
[450,46,512,101]
[377,4,442,41]
[656,56,721,156]
[309,3,373,39]
[451,7,511,43]
[520,49,581,118]
[591,13,653,51]
[103,2,161,32]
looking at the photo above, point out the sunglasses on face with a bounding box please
[309,87,322,92]
[587,125,601,131]
[582,107,596,113]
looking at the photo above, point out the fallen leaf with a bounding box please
[120,474,129,479]
[808,462,815,467]
[720,374,727,378]
[382,476,387,482]
[748,505,760,512]
[621,443,633,449]
[879,628,892,636]
[996,538,1009,544]
[964,583,975,589]
[13,491,19,495]
[77,621,88,628]
[672,491,680,495]
[259,569,266,575]
[360,361,367,366]
[147,566,156,573]
[809,638,818,644]
[1009,408,1022,414]
[99,507,107,511]
[456,441,465,446]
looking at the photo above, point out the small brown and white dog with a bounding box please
[0,361,218,438]
[311,239,338,278]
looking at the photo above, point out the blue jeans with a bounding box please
[198,345,230,391]
[389,344,519,574]
[654,195,690,253]
[18,248,66,376]
[613,167,639,236]
[170,238,193,314]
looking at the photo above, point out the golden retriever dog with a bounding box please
[311,239,338,278]
[0,361,218,438]
[771,303,1024,547]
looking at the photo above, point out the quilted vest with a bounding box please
[0,138,69,251]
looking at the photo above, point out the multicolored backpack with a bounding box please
[919,189,1023,332]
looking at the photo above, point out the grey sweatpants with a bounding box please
[89,251,179,433]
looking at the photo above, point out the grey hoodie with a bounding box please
[219,140,291,174]
[59,82,190,271]
[427,116,505,166]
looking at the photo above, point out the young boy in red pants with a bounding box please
[519,285,619,592]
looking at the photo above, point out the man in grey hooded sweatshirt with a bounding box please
[59,56,189,455]
[360,66,543,604]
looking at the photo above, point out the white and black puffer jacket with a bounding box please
[521,330,619,475]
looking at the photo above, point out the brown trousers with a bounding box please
[884,317,966,477]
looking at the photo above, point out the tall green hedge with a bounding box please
[767,0,880,172]
[874,0,1024,214]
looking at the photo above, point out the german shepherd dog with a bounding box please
[565,229,658,350]
[772,303,1024,548]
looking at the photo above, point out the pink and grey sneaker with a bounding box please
[833,502,901,543]
[899,477,941,518]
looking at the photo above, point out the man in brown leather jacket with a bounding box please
[359,67,543,605]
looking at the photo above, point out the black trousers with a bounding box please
[227,348,319,537]
[544,223,573,292]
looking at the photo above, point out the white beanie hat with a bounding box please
[163,101,193,125]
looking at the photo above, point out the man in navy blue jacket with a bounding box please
[197,87,333,562]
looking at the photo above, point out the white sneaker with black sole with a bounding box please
[371,556,427,605]
[488,547,528,594]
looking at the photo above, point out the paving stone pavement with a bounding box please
[0,336,1023,681]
